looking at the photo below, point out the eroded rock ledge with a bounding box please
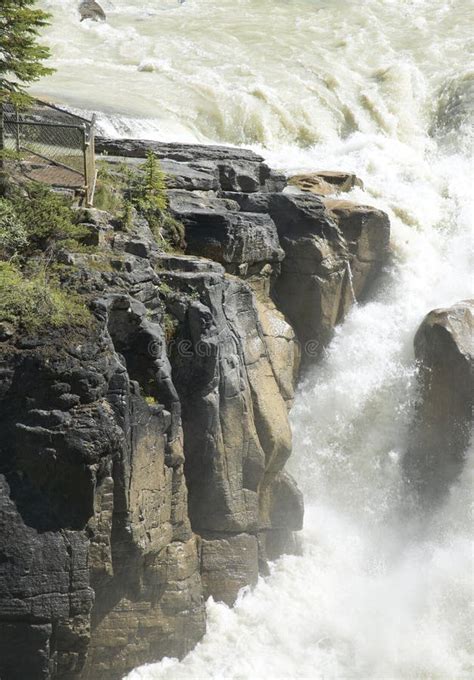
[0,138,390,679]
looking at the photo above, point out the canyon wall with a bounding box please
[0,140,390,679]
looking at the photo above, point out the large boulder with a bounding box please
[404,300,473,502]
[79,0,106,22]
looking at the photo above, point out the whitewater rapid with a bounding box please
[36,1,473,678]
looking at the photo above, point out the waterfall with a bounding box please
[345,260,357,307]
[35,1,474,677]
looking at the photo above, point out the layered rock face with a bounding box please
[98,138,390,358]
[208,188,390,355]
[0,138,389,679]
[0,299,204,680]
[404,300,473,503]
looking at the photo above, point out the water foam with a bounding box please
[125,139,474,677]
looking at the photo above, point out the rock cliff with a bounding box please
[0,138,390,679]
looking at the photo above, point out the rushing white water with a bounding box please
[36,1,473,678]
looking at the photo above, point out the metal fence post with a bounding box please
[15,108,20,153]
[0,102,5,196]
[82,123,89,205]
[88,114,97,207]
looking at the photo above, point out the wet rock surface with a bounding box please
[0,137,390,679]
[79,1,106,22]
[404,300,473,503]
[288,171,364,196]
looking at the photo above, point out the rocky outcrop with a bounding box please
[0,249,301,678]
[100,137,389,357]
[404,300,473,503]
[216,190,389,355]
[96,139,286,194]
[0,298,205,680]
[274,194,389,353]
[79,1,106,22]
[0,137,389,679]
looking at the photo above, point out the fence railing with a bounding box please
[2,99,97,206]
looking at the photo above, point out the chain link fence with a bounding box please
[2,99,97,206]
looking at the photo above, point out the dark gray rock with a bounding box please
[268,192,349,352]
[163,161,219,192]
[168,190,283,294]
[79,0,106,22]
[182,210,284,267]
[0,299,205,680]
[0,134,392,677]
[102,155,220,193]
[96,138,282,194]
[220,190,272,214]
[0,244,302,677]
[96,138,264,164]
[163,267,295,536]
[168,188,240,215]
[323,198,390,300]
[124,238,153,258]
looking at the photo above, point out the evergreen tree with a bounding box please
[0,0,53,103]
[0,0,54,191]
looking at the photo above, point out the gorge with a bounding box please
[1,0,473,679]
[0,138,394,678]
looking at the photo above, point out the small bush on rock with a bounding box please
[0,199,28,257]
[127,153,186,250]
[11,184,90,255]
[94,163,127,215]
[0,262,92,332]
[94,155,185,250]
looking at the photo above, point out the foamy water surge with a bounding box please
[37,1,473,677]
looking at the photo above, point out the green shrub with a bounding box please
[163,312,179,345]
[0,199,28,257]
[161,213,185,251]
[93,164,126,214]
[128,152,167,216]
[95,155,185,250]
[121,200,134,231]
[0,261,92,332]
[11,184,90,255]
[127,153,185,250]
